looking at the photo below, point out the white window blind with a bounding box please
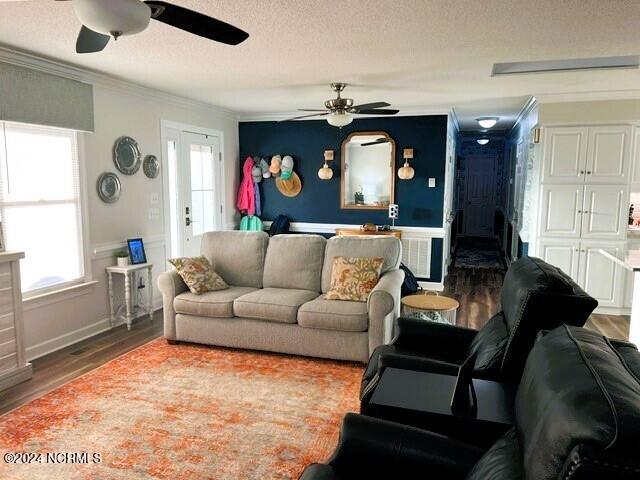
[0,122,85,293]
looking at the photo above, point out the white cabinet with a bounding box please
[631,126,640,187]
[0,251,31,391]
[586,125,631,183]
[578,241,626,308]
[540,184,625,240]
[542,125,630,184]
[543,127,588,184]
[537,238,580,280]
[536,240,625,309]
[581,185,626,239]
[539,184,583,238]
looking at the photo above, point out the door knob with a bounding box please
[185,217,191,226]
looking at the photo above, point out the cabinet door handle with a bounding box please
[577,210,582,214]
[586,171,592,175]
[579,170,585,175]
[584,210,589,214]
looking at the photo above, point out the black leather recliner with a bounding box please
[301,326,640,479]
[361,256,598,402]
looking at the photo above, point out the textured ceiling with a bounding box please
[1,0,639,129]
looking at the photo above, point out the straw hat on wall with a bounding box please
[275,171,302,197]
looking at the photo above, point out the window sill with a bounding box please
[23,280,99,312]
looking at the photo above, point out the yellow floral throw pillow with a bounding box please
[169,255,228,295]
[325,256,384,302]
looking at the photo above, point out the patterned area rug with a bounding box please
[0,339,362,480]
[454,238,505,270]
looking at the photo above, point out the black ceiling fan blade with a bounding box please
[361,138,389,146]
[351,102,391,112]
[145,1,249,45]
[76,25,110,54]
[279,112,329,122]
[356,109,400,115]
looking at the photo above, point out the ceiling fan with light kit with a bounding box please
[282,83,400,127]
[42,0,249,53]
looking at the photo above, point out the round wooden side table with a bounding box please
[401,293,460,325]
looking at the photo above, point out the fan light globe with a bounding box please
[398,162,415,180]
[327,112,353,128]
[477,138,490,145]
[318,164,333,180]
[73,0,151,37]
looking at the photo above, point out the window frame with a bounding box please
[0,121,91,297]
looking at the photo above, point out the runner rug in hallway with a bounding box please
[0,339,362,480]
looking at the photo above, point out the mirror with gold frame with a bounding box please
[341,131,396,210]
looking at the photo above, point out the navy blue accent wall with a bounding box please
[239,116,447,227]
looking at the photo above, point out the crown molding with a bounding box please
[238,107,451,123]
[0,45,239,119]
[535,89,640,103]
[448,108,461,133]
[508,95,537,135]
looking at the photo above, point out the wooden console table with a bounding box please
[335,228,402,239]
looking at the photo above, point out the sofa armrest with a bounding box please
[320,413,482,478]
[393,316,477,361]
[367,269,404,355]
[157,270,188,340]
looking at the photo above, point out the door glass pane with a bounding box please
[191,190,204,236]
[189,142,216,238]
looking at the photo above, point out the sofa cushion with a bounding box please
[233,288,319,324]
[498,256,598,380]
[466,428,523,480]
[325,256,384,302]
[298,295,369,332]
[174,286,257,318]
[468,312,509,378]
[200,231,269,288]
[263,234,326,292]
[515,326,640,480]
[322,236,402,293]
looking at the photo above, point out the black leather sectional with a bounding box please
[300,326,640,479]
[300,257,640,479]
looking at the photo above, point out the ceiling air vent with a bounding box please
[492,56,639,76]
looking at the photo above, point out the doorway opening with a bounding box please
[161,121,225,259]
[451,135,507,270]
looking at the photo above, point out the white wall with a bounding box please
[23,81,239,359]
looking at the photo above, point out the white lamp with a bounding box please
[73,0,151,38]
[476,117,499,129]
[318,150,334,180]
[327,111,353,128]
[477,138,490,145]
[398,148,415,180]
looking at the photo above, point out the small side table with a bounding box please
[106,263,153,330]
[401,293,459,325]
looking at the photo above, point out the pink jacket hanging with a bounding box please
[236,156,256,215]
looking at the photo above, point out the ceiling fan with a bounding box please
[282,83,399,127]
[52,0,249,53]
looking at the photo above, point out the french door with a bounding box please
[164,126,223,258]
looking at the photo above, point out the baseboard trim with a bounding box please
[594,306,631,316]
[0,363,33,390]
[418,281,444,291]
[26,301,162,361]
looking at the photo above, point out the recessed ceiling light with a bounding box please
[477,138,490,145]
[476,117,499,129]
[492,55,640,76]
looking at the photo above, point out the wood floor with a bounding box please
[443,266,630,340]
[0,269,631,415]
[0,316,163,415]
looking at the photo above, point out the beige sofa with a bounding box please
[157,231,404,362]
